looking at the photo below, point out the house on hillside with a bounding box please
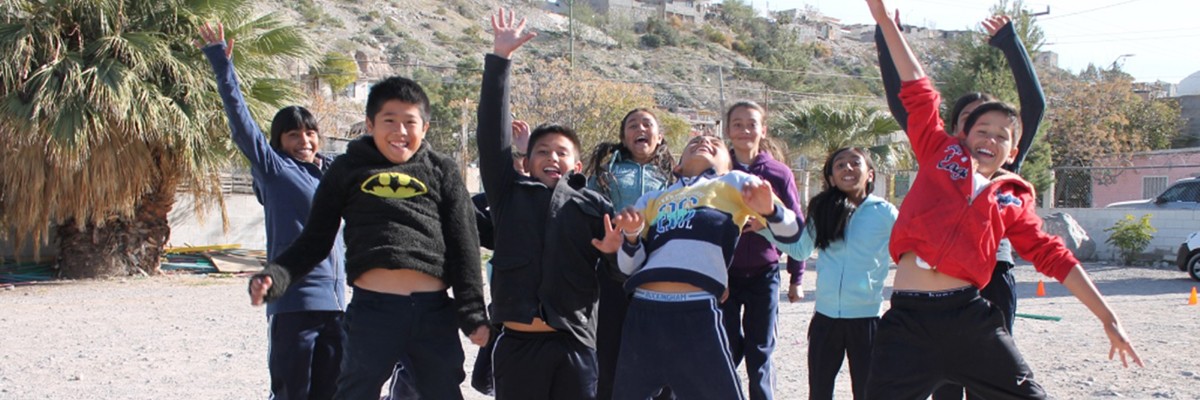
[776,8,842,41]
[1089,148,1200,207]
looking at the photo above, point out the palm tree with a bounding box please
[775,102,908,172]
[0,0,312,278]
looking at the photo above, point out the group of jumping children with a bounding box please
[207,1,1143,399]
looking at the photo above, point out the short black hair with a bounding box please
[948,92,997,133]
[527,124,582,157]
[366,76,431,122]
[269,106,319,150]
[962,101,1021,143]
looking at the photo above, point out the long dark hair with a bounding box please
[806,147,876,250]
[584,108,675,194]
[268,106,320,151]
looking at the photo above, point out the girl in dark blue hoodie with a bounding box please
[200,23,347,400]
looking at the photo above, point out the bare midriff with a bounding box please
[354,268,447,295]
[638,281,705,293]
[892,252,974,291]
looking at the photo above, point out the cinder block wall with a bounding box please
[1037,208,1199,262]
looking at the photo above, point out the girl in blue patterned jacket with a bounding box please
[584,108,674,400]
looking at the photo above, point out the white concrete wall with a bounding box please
[167,193,266,250]
[1037,208,1200,262]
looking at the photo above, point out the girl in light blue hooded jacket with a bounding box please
[760,147,897,400]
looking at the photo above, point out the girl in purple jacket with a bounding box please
[723,101,805,400]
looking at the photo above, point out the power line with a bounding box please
[1047,33,1200,45]
[1040,0,1148,20]
[1049,26,1200,39]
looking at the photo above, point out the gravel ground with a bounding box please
[1,262,1197,399]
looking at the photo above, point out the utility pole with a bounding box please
[452,98,474,181]
[717,65,726,114]
[569,0,575,68]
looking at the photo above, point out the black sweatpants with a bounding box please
[268,310,344,400]
[807,312,877,400]
[614,291,744,400]
[492,329,598,400]
[866,287,1045,400]
[932,261,1018,400]
[596,273,630,400]
[335,289,465,400]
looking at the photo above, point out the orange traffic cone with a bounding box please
[1036,280,1046,297]
[1189,287,1197,306]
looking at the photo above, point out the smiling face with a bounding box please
[964,110,1020,178]
[726,105,767,158]
[281,128,321,164]
[525,132,582,188]
[676,135,731,177]
[621,110,662,164]
[827,149,874,202]
[367,100,428,164]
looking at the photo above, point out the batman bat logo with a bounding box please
[360,172,429,199]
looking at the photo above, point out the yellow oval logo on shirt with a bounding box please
[360,172,428,199]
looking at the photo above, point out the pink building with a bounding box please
[1091,148,1200,207]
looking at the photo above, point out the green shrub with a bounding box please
[1104,214,1156,265]
[640,34,664,48]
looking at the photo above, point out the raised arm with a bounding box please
[870,0,924,82]
[985,16,1045,173]
[875,10,908,130]
[198,22,285,175]
[477,9,537,208]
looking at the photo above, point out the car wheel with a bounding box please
[1189,252,1200,282]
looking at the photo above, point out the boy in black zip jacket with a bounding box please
[249,76,489,400]
[478,9,616,400]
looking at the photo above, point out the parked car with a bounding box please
[1178,231,1200,281]
[1106,177,1200,210]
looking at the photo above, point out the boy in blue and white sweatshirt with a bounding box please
[594,134,802,400]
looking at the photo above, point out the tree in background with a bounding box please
[0,0,311,278]
[776,102,904,170]
[510,58,691,154]
[412,56,482,162]
[719,0,813,93]
[313,51,359,98]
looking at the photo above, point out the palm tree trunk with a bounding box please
[56,175,176,279]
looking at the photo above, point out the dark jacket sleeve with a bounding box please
[203,44,286,175]
[990,22,1045,174]
[436,155,489,334]
[472,193,495,250]
[876,25,908,131]
[256,160,349,302]
[477,54,517,212]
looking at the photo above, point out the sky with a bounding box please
[755,0,1200,84]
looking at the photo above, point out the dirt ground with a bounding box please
[1,262,1197,400]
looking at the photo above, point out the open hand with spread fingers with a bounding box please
[491,8,537,59]
[196,21,234,59]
